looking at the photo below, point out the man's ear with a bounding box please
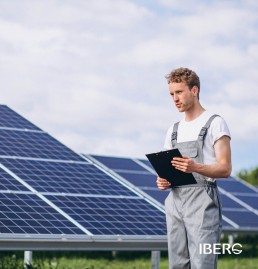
[192,86,199,97]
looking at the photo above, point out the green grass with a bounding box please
[53,257,258,269]
[0,256,258,269]
[42,257,258,269]
[218,257,258,269]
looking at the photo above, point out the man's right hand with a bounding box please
[156,177,171,190]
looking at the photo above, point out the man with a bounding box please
[156,67,231,269]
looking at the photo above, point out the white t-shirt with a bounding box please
[163,111,231,180]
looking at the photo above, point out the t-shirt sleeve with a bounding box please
[209,116,231,146]
[163,126,173,150]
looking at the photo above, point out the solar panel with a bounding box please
[222,211,258,227]
[46,195,167,235]
[220,194,244,209]
[139,159,258,229]
[233,194,258,210]
[0,192,84,234]
[217,177,258,212]
[0,105,167,242]
[0,166,28,192]
[0,129,84,161]
[90,155,168,204]
[217,177,257,194]
[0,105,40,131]
[118,172,157,188]
[90,156,154,186]
[140,159,155,169]
[118,172,171,204]
[141,189,169,204]
[222,219,232,228]
[91,155,147,171]
[89,155,258,231]
[0,158,138,196]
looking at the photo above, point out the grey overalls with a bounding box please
[165,115,222,269]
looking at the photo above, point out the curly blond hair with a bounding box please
[165,67,200,98]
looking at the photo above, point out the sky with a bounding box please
[0,0,258,175]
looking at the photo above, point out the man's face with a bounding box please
[169,82,197,112]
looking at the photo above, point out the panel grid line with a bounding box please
[0,156,88,164]
[0,127,44,133]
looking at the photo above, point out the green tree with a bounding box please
[237,167,258,186]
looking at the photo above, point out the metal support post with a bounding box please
[228,234,234,246]
[151,251,160,269]
[24,251,33,267]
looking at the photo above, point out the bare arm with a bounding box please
[171,135,232,178]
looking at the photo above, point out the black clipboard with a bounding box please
[146,148,197,187]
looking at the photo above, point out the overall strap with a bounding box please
[198,114,219,144]
[197,114,219,163]
[197,114,219,173]
[171,122,179,148]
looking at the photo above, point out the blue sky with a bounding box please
[0,0,258,175]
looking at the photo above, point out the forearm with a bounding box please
[172,136,232,179]
[194,162,232,179]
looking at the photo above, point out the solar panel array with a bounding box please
[0,105,166,238]
[89,155,258,232]
[0,104,257,250]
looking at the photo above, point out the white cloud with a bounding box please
[0,0,258,172]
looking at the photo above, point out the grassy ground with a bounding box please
[50,257,258,269]
[0,255,258,269]
[218,257,258,269]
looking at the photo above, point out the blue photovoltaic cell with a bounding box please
[118,172,157,188]
[91,155,147,172]
[90,155,160,190]
[220,194,244,209]
[234,194,258,210]
[0,159,138,196]
[143,189,169,204]
[0,129,84,161]
[0,105,40,131]
[217,177,257,194]
[47,195,167,236]
[138,159,154,170]
[0,167,28,192]
[0,192,84,234]
[222,210,258,227]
